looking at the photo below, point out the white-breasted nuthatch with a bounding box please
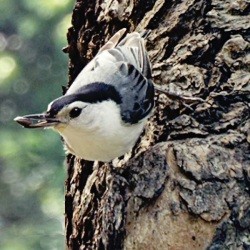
[14,28,155,162]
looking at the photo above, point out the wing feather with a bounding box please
[115,63,154,124]
[67,28,154,123]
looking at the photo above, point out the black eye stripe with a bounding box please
[69,107,82,118]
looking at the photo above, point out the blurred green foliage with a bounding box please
[0,0,73,249]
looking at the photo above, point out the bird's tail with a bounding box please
[98,29,152,79]
[117,30,152,79]
[98,28,126,53]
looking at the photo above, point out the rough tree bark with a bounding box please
[63,0,250,249]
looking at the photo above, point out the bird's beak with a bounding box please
[14,113,60,129]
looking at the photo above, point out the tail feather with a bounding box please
[98,29,151,79]
[99,28,126,53]
[117,30,152,78]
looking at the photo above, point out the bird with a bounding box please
[14,28,155,162]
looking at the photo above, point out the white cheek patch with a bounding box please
[66,100,121,133]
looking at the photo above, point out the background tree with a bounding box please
[64,0,250,249]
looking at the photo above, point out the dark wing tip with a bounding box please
[120,65,155,124]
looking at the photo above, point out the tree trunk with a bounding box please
[64,0,250,249]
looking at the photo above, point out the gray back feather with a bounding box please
[67,29,154,124]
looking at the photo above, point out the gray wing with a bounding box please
[108,31,154,123]
[115,62,154,124]
[67,29,155,123]
[67,29,152,91]
[117,31,152,79]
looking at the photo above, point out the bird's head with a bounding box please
[14,83,122,133]
[14,98,86,131]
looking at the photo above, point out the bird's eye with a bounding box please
[69,107,82,118]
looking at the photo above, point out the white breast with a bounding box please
[56,101,145,162]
